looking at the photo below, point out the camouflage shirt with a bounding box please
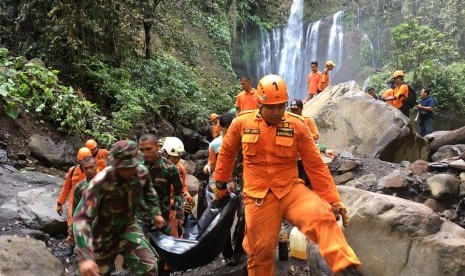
[142,157,184,220]
[72,165,161,261]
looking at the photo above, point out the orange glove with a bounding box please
[331,202,349,228]
[211,182,229,200]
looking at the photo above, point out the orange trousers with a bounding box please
[243,183,361,276]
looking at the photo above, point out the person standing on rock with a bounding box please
[235,76,258,114]
[317,60,336,93]
[306,61,322,101]
[414,88,435,136]
[85,139,109,171]
[56,147,93,242]
[213,75,362,276]
[73,140,164,276]
[383,70,409,117]
[68,156,98,245]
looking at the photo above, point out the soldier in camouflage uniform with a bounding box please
[138,133,184,237]
[73,140,165,276]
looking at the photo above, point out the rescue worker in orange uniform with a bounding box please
[318,60,336,92]
[235,76,258,114]
[307,61,322,101]
[210,113,221,139]
[381,80,395,107]
[85,139,109,171]
[56,147,93,242]
[383,70,409,117]
[213,75,361,276]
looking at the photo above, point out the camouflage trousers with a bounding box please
[94,221,158,276]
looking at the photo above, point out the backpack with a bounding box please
[403,84,417,109]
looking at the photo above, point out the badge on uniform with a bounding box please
[243,128,260,134]
[276,127,294,137]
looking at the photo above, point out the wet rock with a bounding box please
[337,160,359,173]
[0,235,64,275]
[28,134,81,170]
[333,172,355,185]
[20,229,50,243]
[427,174,460,199]
[409,160,430,175]
[378,170,408,189]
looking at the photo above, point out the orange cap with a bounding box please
[85,139,98,150]
[77,147,92,161]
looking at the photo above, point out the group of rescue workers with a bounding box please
[55,67,376,276]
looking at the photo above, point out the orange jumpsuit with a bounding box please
[57,165,86,226]
[307,71,322,95]
[214,110,360,275]
[304,116,319,141]
[94,148,109,171]
[317,70,330,92]
[235,89,259,112]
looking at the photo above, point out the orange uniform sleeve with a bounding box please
[235,93,242,109]
[177,164,189,196]
[318,72,329,92]
[297,123,341,203]
[57,166,74,205]
[213,119,242,183]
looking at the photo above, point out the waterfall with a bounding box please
[327,11,344,72]
[362,33,376,68]
[278,0,304,100]
[245,3,344,101]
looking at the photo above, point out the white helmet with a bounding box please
[162,137,185,157]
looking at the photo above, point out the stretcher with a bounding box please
[149,195,239,271]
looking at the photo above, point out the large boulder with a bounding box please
[0,172,66,235]
[303,82,429,162]
[337,186,465,276]
[431,144,465,162]
[0,235,64,276]
[28,134,81,170]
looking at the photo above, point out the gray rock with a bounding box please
[345,173,377,189]
[0,235,64,275]
[442,210,454,219]
[459,182,465,198]
[20,229,50,243]
[378,170,408,189]
[431,144,465,162]
[302,82,429,162]
[186,174,200,196]
[17,152,28,160]
[399,160,411,168]
[26,58,46,68]
[180,159,196,175]
[333,172,355,185]
[338,151,354,159]
[0,172,66,235]
[337,160,359,173]
[0,149,7,163]
[427,174,460,199]
[460,172,465,182]
[28,134,81,170]
[449,159,465,171]
[423,198,441,212]
[339,186,465,276]
[193,149,209,160]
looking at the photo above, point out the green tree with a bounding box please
[391,17,458,75]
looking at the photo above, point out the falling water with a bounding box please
[362,33,376,68]
[306,21,320,62]
[278,0,304,100]
[327,11,344,72]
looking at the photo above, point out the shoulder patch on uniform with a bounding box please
[243,128,260,134]
[288,112,305,122]
[238,109,256,116]
[276,127,294,137]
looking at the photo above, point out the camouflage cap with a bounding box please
[109,140,143,168]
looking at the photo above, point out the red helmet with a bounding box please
[256,75,289,105]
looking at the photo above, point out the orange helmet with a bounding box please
[77,147,92,161]
[256,75,288,105]
[210,113,219,121]
[85,139,98,150]
[392,70,405,79]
